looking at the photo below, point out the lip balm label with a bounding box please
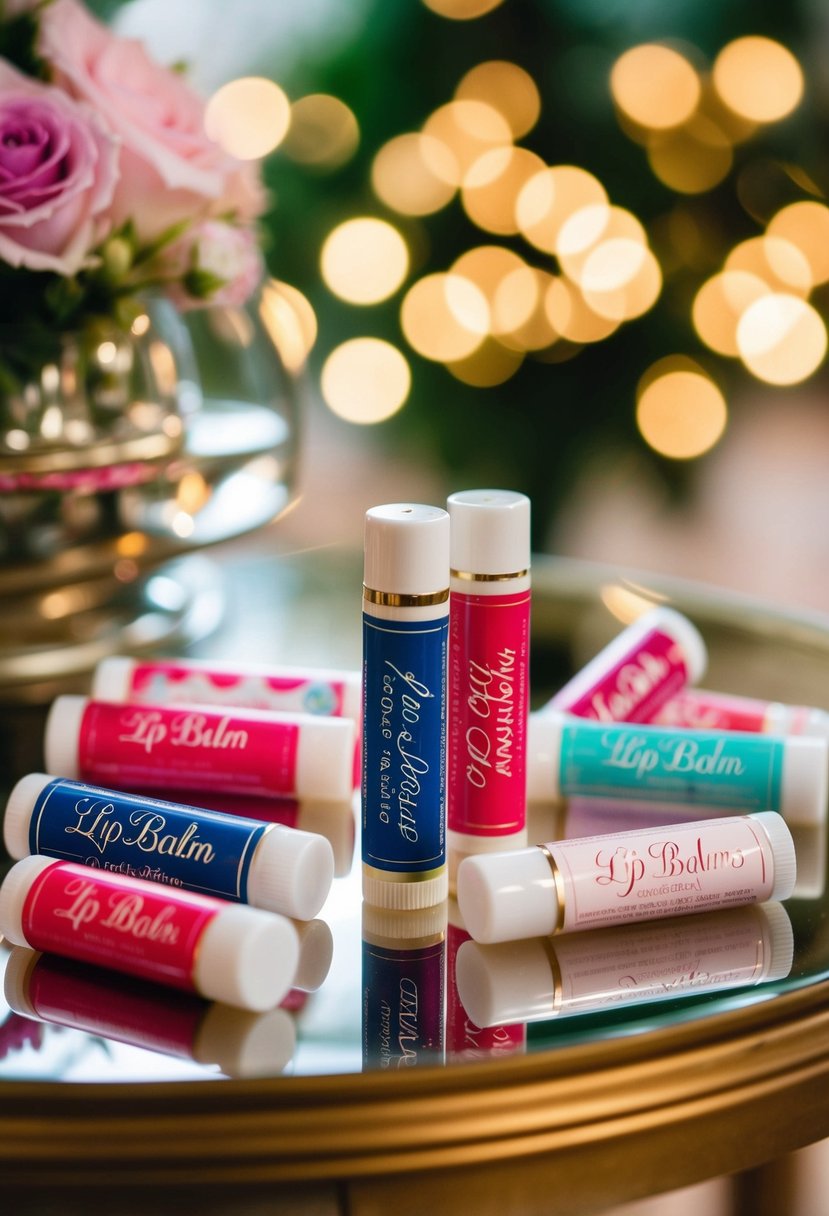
[446,921,525,1057]
[448,591,530,835]
[129,661,347,716]
[78,701,299,798]
[28,777,269,902]
[362,936,445,1068]
[562,627,689,723]
[548,816,775,932]
[559,723,783,810]
[362,614,447,874]
[21,862,218,990]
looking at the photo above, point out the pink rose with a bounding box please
[0,61,119,274]
[163,220,264,310]
[38,0,266,239]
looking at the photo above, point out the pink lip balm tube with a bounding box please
[44,696,357,803]
[92,657,362,723]
[540,606,707,724]
[447,489,531,883]
[653,688,829,739]
[0,856,300,1011]
[457,811,796,943]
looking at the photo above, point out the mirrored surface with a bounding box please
[1,547,828,1086]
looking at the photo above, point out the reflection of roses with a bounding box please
[38,0,265,240]
[0,61,119,274]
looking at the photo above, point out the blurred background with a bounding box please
[90,0,829,616]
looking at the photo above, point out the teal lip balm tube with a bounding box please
[526,711,828,825]
[361,504,450,910]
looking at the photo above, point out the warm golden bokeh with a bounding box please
[646,115,733,194]
[725,236,812,297]
[401,273,489,361]
[447,336,524,386]
[259,279,318,373]
[516,165,608,255]
[556,204,646,286]
[282,94,359,169]
[712,36,804,123]
[455,60,541,138]
[205,77,291,159]
[421,0,504,17]
[545,277,619,344]
[493,267,559,350]
[736,294,827,385]
[371,133,458,216]
[461,146,546,235]
[636,360,728,459]
[692,271,769,358]
[581,244,662,322]
[320,218,409,305]
[423,101,513,186]
[768,202,829,286]
[611,44,701,131]
[321,338,411,423]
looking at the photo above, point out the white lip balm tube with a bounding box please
[653,687,829,740]
[0,856,300,1011]
[361,503,450,910]
[92,657,362,723]
[540,606,707,723]
[44,696,357,803]
[3,773,335,921]
[454,901,794,1027]
[457,811,796,943]
[526,711,828,825]
[447,489,531,882]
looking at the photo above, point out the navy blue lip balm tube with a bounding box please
[361,503,450,909]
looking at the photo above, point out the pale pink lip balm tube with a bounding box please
[457,811,796,943]
[654,688,829,739]
[541,606,707,724]
[0,856,300,1012]
[44,696,357,803]
[92,657,362,723]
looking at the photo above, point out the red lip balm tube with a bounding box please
[0,856,299,1012]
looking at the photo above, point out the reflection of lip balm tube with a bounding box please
[455,902,793,1027]
[447,490,531,881]
[92,657,362,723]
[457,811,796,943]
[3,774,334,921]
[45,696,357,803]
[361,504,450,910]
[447,899,526,1061]
[542,607,707,723]
[361,902,446,1070]
[0,857,299,1011]
[527,712,828,825]
[5,948,297,1078]
[654,688,829,740]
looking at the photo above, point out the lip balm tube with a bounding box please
[4,948,297,1079]
[44,696,357,803]
[362,902,446,1070]
[527,711,828,825]
[654,688,829,739]
[541,606,707,723]
[0,856,300,1011]
[361,503,450,909]
[447,898,526,1061]
[447,489,531,882]
[455,901,793,1027]
[457,811,796,943]
[92,657,362,723]
[3,774,334,921]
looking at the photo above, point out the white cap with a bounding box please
[780,735,828,825]
[526,713,563,803]
[447,489,530,576]
[363,503,449,597]
[248,825,334,920]
[756,810,797,900]
[90,656,134,701]
[291,917,334,991]
[362,900,448,946]
[44,695,86,779]
[193,1003,297,1078]
[4,772,52,859]
[0,854,54,947]
[294,714,358,801]
[455,901,794,1028]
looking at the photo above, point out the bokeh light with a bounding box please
[646,115,733,194]
[205,77,290,159]
[736,294,827,385]
[401,273,489,361]
[545,277,619,344]
[282,94,359,169]
[259,279,317,373]
[421,0,504,18]
[493,267,559,350]
[692,271,769,357]
[610,44,701,131]
[321,218,409,305]
[713,37,804,124]
[447,337,524,386]
[516,166,607,255]
[556,204,646,286]
[455,60,541,139]
[636,359,728,459]
[768,202,829,286]
[461,146,546,235]
[321,338,411,423]
[371,133,458,216]
[423,101,512,186]
[724,236,812,297]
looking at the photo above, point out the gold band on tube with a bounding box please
[539,845,566,935]
[363,586,449,608]
[451,568,529,582]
